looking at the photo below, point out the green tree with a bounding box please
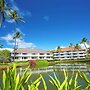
[80,37,89,57]
[0,0,5,27]
[8,9,25,61]
[80,37,88,49]
[57,46,61,52]
[0,0,9,27]
[74,44,81,50]
[0,49,11,62]
[69,43,73,47]
[13,31,22,61]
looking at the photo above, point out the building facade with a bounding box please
[53,47,86,60]
[11,48,53,61]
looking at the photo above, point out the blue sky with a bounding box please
[0,0,90,50]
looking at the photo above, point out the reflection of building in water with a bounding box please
[19,64,89,74]
[53,47,86,60]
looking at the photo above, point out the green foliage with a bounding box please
[79,71,90,90]
[35,60,49,67]
[49,70,80,90]
[1,64,41,90]
[1,65,90,90]
[57,46,61,51]
[0,49,11,62]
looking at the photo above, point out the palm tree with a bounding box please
[0,0,9,27]
[69,43,73,47]
[8,9,25,61]
[80,38,88,49]
[13,31,22,61]
[74,44,81,50]
[0,0,5,27]
[80,38,89,58]
[57,46,61,52]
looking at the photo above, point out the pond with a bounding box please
[0,63,90,89]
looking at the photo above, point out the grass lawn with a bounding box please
[0,61,29,69]
[0,60,49,69]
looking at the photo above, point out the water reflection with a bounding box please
[19,63,90,75]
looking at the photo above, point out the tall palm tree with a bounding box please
[74,44,81,50]
[0,0,9,27]
[80,37,88,49]
[8,9,25,61]
[80,38,89,58]
[69,43,73,47]
[13,31,22,61]
[0,0,5,27]
[57,46,61,52]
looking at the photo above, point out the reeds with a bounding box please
[0,64,90,90]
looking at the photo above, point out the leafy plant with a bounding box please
[2,64,41,90]
[1,65,90,90]
[49,70,81,90]
[79,71,90,90]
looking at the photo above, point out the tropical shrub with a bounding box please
[1,65,90,90]
[0,50,11,63]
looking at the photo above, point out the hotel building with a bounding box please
[53,47,86,60]
[11,48,53,61]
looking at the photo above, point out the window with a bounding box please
[39,57,44,59]
[31,57,37,59]
[80,56,84,57]
[15,57,18,59]
[60,54,64,56]
[79,53,83,54]
[12,53,19,55]
[67,53,71,55]
[22,57,28,59]
[24,57,28,59]
[22,53,27,55]
[54,53,59,56]
[73,53,77,55]
[47,53,50,55]
[32,53,36,55]
[47,57,50,58]
[73,56,77,58]
[61,57,65,58]
[39,53,44,55]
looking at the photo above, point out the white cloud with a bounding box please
[1,34,13,41]
[17,39,36,48]
[0,48,13,52]
[20,11,32,17]
[6,19,15,23]
[1,32,36,48]
[80,43,90,49]
[43,16,49,21]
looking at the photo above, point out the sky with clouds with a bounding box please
[0,0,90,50]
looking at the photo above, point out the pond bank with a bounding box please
[0,59,90,70]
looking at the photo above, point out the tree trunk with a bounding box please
[0,13,3,27]
[84,43,88,58]
[13,21,16,61]
[14,38,16,61]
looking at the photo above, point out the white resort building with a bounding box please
[11,48,53,61]
[53,47,86,60]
